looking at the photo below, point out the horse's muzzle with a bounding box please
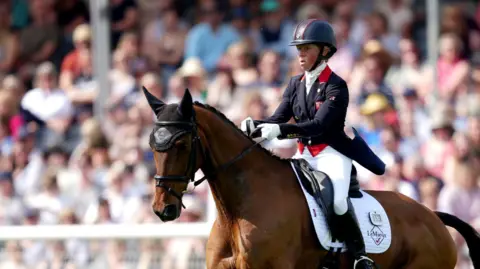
[155,204,179,222]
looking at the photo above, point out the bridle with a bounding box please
[153,115,265,208]
[153,119,201,207]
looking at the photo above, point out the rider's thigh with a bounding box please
[314,147,352,214]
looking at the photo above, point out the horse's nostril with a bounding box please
[154,204,178,222]
[164,204,178,217]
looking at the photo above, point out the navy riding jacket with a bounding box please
[254,65,385,175]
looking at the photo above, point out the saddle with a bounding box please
[291,158,362,241]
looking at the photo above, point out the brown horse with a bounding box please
[144,87,480,269]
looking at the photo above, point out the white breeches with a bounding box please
[293,146,352,215]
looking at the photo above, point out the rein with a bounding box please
[153,117,265,208]
[192,136,266,187]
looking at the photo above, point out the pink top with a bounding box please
[421,140,454,180]
[436,56,465,95]
[9,114,24,138]
[438,186,480,225]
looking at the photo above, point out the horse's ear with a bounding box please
[142,86,165,115]
[178,88,193,119]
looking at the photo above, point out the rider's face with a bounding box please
[296,44,320,71]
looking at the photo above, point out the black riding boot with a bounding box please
[336,199,376,269]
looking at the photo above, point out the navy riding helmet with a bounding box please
[290,19,337,59]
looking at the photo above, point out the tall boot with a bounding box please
[336,199,376,269]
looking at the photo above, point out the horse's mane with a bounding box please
[193,101,290,163]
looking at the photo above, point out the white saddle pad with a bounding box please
[291,163,392,254]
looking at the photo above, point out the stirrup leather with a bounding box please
[353,256,375,269]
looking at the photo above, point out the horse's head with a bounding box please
[143,86,202,222]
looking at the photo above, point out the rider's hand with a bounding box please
[240,117,255,136]
[257,123,281,140]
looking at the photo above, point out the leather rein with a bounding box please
[153,119,265,208]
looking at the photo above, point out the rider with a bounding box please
[240,19,385,269]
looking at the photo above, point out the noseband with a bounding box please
[153,116,265,208]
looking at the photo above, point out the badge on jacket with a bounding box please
[315,101,323,110]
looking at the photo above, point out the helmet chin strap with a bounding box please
[308,58,324,72]
[308,44,328,72]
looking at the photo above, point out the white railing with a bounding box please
[0,186,217,241]
[0,222,213,241]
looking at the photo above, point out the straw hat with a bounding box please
[430,112,454,130]
[360,93,390,116]
[178,58,206,78]
[73,24,91,43]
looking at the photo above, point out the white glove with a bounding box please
[257,123,281,140]
[240,117,255,135]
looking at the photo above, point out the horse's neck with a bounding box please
[196,108,288,222]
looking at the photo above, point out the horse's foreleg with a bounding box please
[214,257,235,269]
[206,219,235,269]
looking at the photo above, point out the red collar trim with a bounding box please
[300,65,332,82]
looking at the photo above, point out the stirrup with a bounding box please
[353,256,376,269]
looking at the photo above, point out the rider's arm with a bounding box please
[278,81,348,139]
[253,78,294,125]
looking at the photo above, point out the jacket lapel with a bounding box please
[308,80,322,116]
[299,66,333,119]
[308,65,332,117]
[297,76,308,119]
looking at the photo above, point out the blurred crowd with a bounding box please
[0,0,478,268]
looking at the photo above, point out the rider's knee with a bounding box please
[333,198,348,215]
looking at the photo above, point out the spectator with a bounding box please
[443,132,478,187]
[440,4,480,60]
[364,11,401,56]
[418,176,441,210]
[0,3,19,77]
[0,172,24,225]
[55,0,90,37]
[356,54,395,106]
[0,241,27,269]
[165,72,187,104]
[420,33,470,104]
[206,68,237,111]
[255,49,284,89]
[375,0,413,37]
[223,41,258,87]
[177,57,208,102]
[18,0,59,77]
[357,93,395,151]
[110,0,138,49]
[108,49,136,108]
[57,209,90,267]
[115,32,149,79]
[328,15,356,82]
[142,6,187,80]
[184,1,240,74]
[60,23,92,90]
[0,90,22,147]
[20,62,74,151]
[12,126,45,197]
[24,166,72,225]
[66,50,98,123]
[384,38,425,97]
[252,0,295,59]
[421,105,456,180]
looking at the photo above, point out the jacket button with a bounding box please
[308,140,311,145]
